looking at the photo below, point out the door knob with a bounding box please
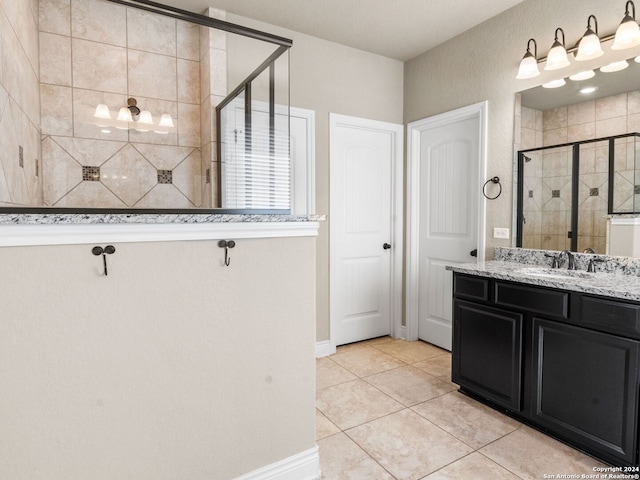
[470,248,478,257]
[383,243,391,250]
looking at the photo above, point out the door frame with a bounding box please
[405,101,488,341]
[329,113,404,348]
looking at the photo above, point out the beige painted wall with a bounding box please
[0,236,316,480]
[227,14,405,343]
[404,0,640,260]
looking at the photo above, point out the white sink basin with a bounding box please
[517,267,595,280]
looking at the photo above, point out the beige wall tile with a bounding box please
[173,149,202,206]
[100,144,157,206]
[628,113,640,133]
[567,99,595,126]
[596,92,627,120]
[178,59,200,104]
[178,103,201,147]
[54,181,127,207]
[41,136,82,204]
[210,48,227,97]
[39,0,71,36]
[628,90,640,115]
[72,88,128,141]
[53,137,127,166]
[521,106,538,129]
[133,144,194,171]
[595,116,627,138]
[128,50,177,102]
[41,84,73,136]
[543,106,567,131]
[72,38,127,93]
[200,47,210,102]
[71,0,126,47]
[127,8,176,56]
[567,122,595,142]
[543,127,568,146]
[134,184,194,208]
[177,20,200,61]
[40,32,71,86]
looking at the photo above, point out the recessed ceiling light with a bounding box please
[579,86,598,94]
[569,70,596,81]
[600,60,629,72]
[542,78,566,89]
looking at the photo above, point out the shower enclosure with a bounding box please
[517,132,640,253]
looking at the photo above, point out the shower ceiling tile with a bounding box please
[127,8,176,57]
[71,0,126,47]
[101,144,157,206]
[173,149,202,207]
[72,38,127,94]
[128,50,177,102]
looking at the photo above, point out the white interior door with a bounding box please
[406,102,487,351]
[330,114,403,347]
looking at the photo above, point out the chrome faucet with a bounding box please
[562,250,576,270]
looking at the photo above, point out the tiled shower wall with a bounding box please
[0,0,42,207]
[518,89,640,254]
[39,0,222,208]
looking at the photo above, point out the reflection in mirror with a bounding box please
[517,133,639,254]
[515,55,640,256]
[0,0,291,212]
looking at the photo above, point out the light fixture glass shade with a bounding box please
[612,15,640,50]
[94,104,111,120]
[569,70,596,81]
[600,60,629,72]
[636,55,640,62]
[135,110,154,132]
[545,42,570,70]
[159,113,175,128]
[516,53,540,79]
[116,107,133,123]
[542,78,566,89]
[575,31,603,61]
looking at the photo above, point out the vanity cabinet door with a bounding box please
[452,300,523,411]
[532,318,640,466]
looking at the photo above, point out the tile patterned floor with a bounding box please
[316,337,608,480]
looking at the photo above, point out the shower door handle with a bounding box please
[383,243,391,250]
[470,249,478,257]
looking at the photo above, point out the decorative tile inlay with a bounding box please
[206,168,211,184]
[528,190,533,198]
[157,170,173,184]
[590,188,599,196]
[82,166,101,181]
[635,185,640,195]
[552,190,560,198]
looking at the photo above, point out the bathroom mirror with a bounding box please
[515,56,640,256]
[0,0,292,213]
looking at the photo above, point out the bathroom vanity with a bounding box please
[449,249,640,467]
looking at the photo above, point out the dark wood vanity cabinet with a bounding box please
[452,273,640,467]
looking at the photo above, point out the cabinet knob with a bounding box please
[383,243,391,250]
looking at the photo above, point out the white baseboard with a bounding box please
[233,446,320,480]
[315,340,336,358]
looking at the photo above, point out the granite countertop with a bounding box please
[0,212,326,225]
[447,260,640,302]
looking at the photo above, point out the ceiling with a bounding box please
[158,0,526,61]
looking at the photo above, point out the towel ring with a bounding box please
[482,176,502,200]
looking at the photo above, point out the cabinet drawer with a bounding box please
[581,296,640,340]
[454,274,489,302]
[495,282,569,319]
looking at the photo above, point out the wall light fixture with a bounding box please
[612,0,640,50]
[93,97,175,134]
[545,28,571,70]
[575,15,604,61]
[516,38,540,79]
